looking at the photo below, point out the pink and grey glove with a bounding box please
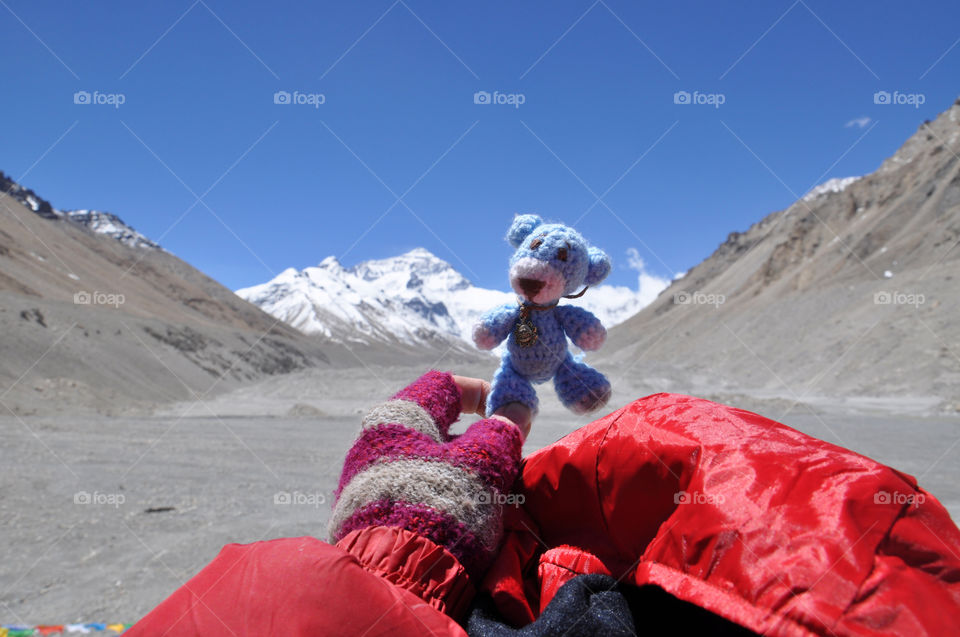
[328,371,524,581]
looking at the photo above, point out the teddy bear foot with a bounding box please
[569,384,612,414]
[555,355,611,414]
[487,358,539,417]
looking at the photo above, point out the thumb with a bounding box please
[453,375,532,440]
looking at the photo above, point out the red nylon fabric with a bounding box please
[126,533,467,637]
[537,546,611,615]
[480,392,960,635]
[336,526,476,619]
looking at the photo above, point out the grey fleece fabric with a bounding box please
[466,574,635,636]
[466,573,759,636]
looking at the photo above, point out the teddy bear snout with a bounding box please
[518,277,545,297]
[509,257,565,304]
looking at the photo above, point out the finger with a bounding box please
[452,375,491,417]
[492,402,532,441]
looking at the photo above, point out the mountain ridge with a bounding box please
[603,98,960,412]
[0,170,162,250]
[0,171,339,415]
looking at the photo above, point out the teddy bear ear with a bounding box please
[506,214,543,248]
[585,247,611,285]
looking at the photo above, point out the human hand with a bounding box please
[328,371,526,581]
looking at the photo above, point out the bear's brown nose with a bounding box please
[518,278,545,297]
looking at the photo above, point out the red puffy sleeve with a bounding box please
[481,393,960,635]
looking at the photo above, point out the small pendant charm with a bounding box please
[515,307,538,348]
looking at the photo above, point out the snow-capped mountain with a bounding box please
[1,170,59,219]
[64,210,160,249]
[236,248,667,348]
[802,176,859,202]
[1,170,160,250]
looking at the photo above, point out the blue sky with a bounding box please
[2,1,959,292]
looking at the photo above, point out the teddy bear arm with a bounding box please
[473,304,518,350]
[557,305,606,351]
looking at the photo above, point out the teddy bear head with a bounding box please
[505,214,611,305]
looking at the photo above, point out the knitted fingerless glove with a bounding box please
[328,371,524,581]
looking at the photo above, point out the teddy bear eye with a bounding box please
[530,238,542,249]
[557,246,568,261]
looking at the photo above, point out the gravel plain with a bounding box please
[2,364,958,625]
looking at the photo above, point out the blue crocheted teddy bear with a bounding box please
[473,214,612,416]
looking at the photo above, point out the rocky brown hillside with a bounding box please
[603,98,960,413]
[0,179,339,415]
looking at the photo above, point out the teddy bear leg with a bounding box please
[487,355,539,417]
[553,354,612,414]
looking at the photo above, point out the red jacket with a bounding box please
[128,393,960,636]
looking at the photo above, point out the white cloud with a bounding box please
[625,248,671,307]
[625,246,645,271]
[845,116,871,129]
